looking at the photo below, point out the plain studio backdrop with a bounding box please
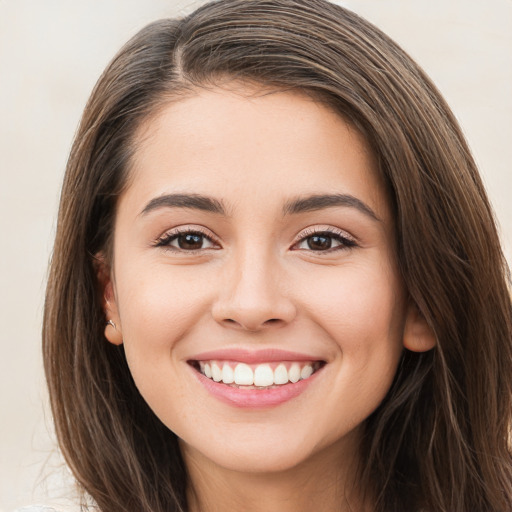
[0,1,511,510]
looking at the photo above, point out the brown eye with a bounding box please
[294,229,357,252]
[307,235,332,251]
[177,233,204,250]
[156,229,218,251]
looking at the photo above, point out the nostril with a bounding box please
[221,317,282,331]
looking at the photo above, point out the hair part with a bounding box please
[43,1,512,511]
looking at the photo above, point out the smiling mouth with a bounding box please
[189,360,325,389]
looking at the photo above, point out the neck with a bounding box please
[182,433,371,512]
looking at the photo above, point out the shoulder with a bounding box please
[11,503,96,512]
[12,508,62,512]
[11,497,98,512]
[12,508,60,512]
[12,507,76,512]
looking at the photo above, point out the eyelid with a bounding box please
[291,225,358,251]
[153,225,221,250]
[152,224,356,253]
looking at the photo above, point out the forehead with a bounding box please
[123,84,390,222]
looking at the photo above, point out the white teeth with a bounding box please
[288,363,301,383]
[199,360,321,387]
[211,362,222,382]
[221,363,234,384]
[273,363,288,385]
[300,364,313,379]
[234,363,254,385]
[254,364,274,387]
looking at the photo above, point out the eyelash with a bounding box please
[154,227,220,253]
[291,227,357,253]
[153,226,357,253]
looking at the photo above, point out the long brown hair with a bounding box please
[43,1,512,510]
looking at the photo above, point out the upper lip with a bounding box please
[188,348,325,364]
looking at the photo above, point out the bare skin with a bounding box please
[102,83,435,512]
[184,426,368,512]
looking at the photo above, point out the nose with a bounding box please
[211,250,297,332]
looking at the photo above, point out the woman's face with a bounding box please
[104,85,422,474]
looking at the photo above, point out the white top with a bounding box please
[13,508,61,512]
[13,508,60,512]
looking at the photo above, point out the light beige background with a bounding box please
[1,1,511,510]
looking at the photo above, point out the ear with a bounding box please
[95,254,123,346]
[403,301,436,352]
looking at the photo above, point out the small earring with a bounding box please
[106,319,116,330]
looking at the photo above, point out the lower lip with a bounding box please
[192,367,322,409]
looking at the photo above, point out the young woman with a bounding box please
[41,0,512,511]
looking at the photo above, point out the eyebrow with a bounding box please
[283,193,380,221]
[140,192,379,221]
[140,193,227,216]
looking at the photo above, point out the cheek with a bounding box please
[113,264,213,425]
[115,263,213,362]
[295,259,406,411]
[296,260,406,348]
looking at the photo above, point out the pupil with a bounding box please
[178,233,203,250]
[307,235,331,250]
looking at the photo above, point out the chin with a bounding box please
[179,421,359,476]
[187,442,316,474]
